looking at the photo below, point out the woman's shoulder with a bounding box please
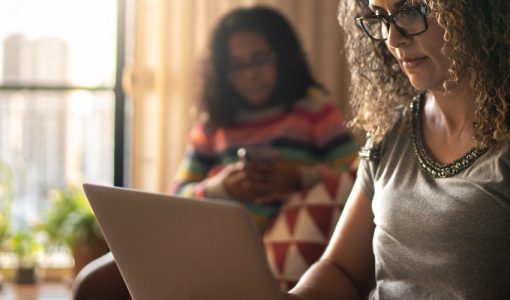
[493,138,510,167]
[382,94,417,140]
[360,98,413,160]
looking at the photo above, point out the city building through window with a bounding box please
[0,0,123,230]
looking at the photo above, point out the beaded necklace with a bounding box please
[410,94,488,178]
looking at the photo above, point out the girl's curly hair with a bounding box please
[338,0,510,147]
[201,6,319,130]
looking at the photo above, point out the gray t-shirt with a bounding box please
[359,104,510,299]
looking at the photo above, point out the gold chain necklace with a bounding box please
[410,94,488,178]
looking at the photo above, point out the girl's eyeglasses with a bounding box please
[227,50,276,77]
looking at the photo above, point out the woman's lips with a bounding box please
[401,57,427,70]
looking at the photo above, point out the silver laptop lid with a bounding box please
[83,183,283,300]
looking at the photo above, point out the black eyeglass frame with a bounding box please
[355,4,429,41]
[227,50,277,77]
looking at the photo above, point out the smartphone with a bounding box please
[237,145,276,164]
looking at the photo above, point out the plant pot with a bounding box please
[15,266,37,284]
[71,237,109,276]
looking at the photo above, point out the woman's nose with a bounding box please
[386,24,409,49]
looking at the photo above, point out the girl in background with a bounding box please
[170,6,358,289]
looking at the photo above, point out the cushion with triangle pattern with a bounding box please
[262,171,355,291]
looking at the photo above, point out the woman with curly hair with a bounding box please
[287,0,510,299]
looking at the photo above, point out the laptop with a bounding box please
[82,183,284,300]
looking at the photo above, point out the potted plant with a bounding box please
[0,160,13,288]
[0,160,13,247]
[9,230,41,284]
[0,214,9,252]
[0,214,9,289]
[40,186,109,276]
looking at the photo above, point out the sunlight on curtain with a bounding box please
[126,0,349,192]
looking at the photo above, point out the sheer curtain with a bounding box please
[125,0,350,192]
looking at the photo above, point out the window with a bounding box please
[0,0,124,228]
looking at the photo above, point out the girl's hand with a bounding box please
[223,159,301,203]
[222,161,276,201]
[246,158,301,204]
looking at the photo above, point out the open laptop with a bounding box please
[82,183,284,300]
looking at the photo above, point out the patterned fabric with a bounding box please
[169,89,358,285]
[264,170,356,290]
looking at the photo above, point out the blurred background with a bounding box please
[0,0,352,293]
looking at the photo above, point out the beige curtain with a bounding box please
[126,0,350,192]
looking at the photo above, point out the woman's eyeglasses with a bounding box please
[355,4,428,41]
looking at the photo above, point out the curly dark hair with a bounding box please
[338,0,510,147]
[201,5,320,129]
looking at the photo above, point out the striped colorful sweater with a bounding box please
[169,91,358,230]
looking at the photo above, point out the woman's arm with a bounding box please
[287,180,376,299]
